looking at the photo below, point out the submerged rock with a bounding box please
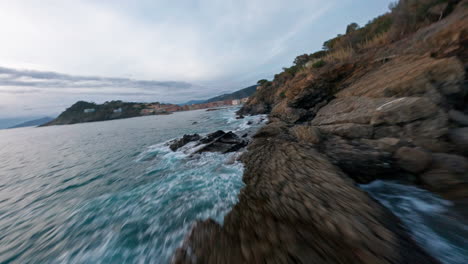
[169,130,248,154]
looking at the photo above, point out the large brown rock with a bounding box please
[322,136,394,183]
[370,97,439,125]
[173,139,439,264]
[311,97,391,126]
[289,125,322,144]
[448,110,468,126]
[449,127,468,154]
[318,123,373,139]
[394,147,432,173]
[421,153,468,198]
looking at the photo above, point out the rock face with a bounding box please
[174,2,468,263]
[173,139,439,264]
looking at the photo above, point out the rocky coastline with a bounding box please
[172,1,467,263]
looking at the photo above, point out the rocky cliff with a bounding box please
[173,1,467,263]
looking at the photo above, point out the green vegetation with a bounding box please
[312,60,326,68]
[277,0,459,75]
[279,91,286,99]
[257,79,269,85]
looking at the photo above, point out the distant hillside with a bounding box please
[42,100,180,126]
[9,117,54,128]
[181,85,257,105]
[204,85,257,103]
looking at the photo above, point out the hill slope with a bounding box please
[9,117,54,128]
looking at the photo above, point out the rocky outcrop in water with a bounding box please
[173,128,440,263]
[168,130,248,154]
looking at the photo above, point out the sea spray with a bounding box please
[362,181,468,264]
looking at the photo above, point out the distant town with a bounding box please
[83,97,250,116]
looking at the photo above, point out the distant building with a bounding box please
[240,97,249,104]
[113,108,122,113]
[140,109,155,115]
[232,99,240,105]
[83,108,95,113]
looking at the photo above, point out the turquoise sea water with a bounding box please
[0,108,264,263]
[0,107,466,263]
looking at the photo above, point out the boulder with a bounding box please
[173,139,438,264]
[197,131,248,154]
[289,125,322,144]
[253,121,291,139]
[311,97,391,126]
[359,137,403,153]
[449,127,468,154]
[448,110,468,126]
[394,147,432,173]
[322,136,394,183]
[370,97,439,125]
[169,134,201,151]
[318,123,373,139]
[420,153,468,198]
[200,130,225,144]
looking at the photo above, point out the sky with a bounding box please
[0,0,394,119]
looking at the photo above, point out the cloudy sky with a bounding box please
[0,0,393,119]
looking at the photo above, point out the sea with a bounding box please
[0,107,466,263]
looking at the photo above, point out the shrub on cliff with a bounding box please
[312,60,326,68]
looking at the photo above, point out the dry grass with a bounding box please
[323,47,355,63]
[357,31,390,50]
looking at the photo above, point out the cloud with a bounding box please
[0,0,395,118]
[0,66,193,90]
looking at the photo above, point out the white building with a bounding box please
[83,108,95,113]
[113,108,122,113]
[232,99,240,105]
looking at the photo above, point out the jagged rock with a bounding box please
[370,97,439,125]
[197,132,247,154]
[322,136,394,183]
[200,130,225,143]
[270,100,308,123]
[311,97,391,126]
[318,123,373,138]
[359,137,403,153]
[421,153,468,198]
[253,121,291,139]
[169,134,201,151]
[289,125,322,144]
[449,110,468,126]
[394,147,432,173]
[173,139,438,264]
[449,127,468,154]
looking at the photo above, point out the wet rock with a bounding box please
[236,115,245,119]
[322,136,394,183]
[197,131,248,154]
[394,147,432,173]
[449,127,468,154]
[173,139,439,264]
[169,134,201,151]
[289,125,322,144]
[200,130,225,144]
[318,123,373,139]
[449,110,468,126]
[246,120,253,125]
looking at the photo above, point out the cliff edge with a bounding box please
[173,1,467,263]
